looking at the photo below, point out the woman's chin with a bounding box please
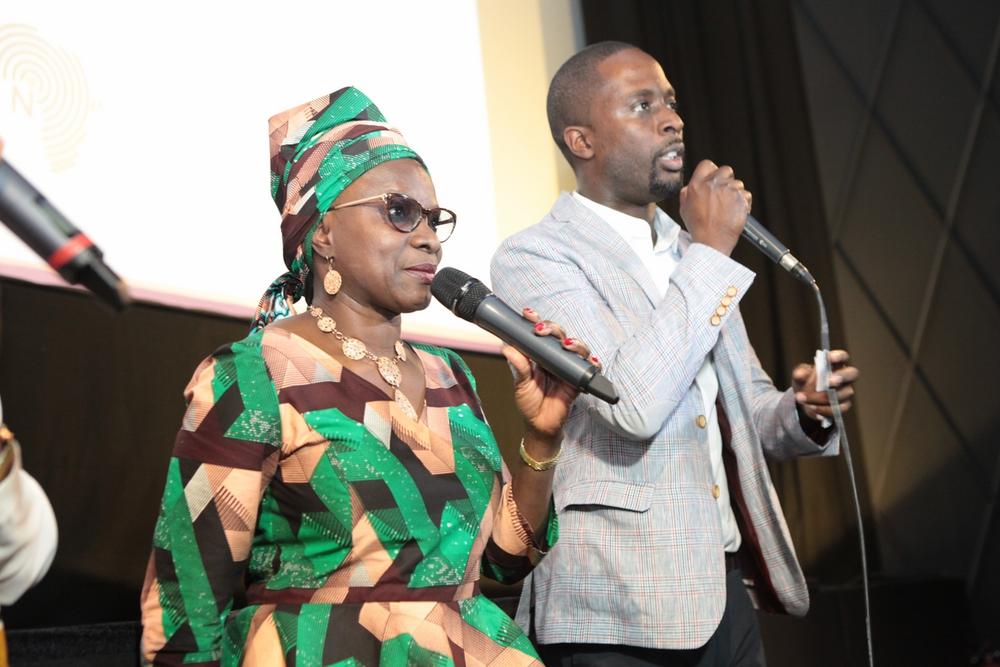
[396,291,433,314]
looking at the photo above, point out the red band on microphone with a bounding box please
[47,233,94,271]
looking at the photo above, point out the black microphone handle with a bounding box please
[0,161,82,261]
[743,214,789,262]
[474,295,619,404]
[742,214,815,285]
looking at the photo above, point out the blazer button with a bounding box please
[710,315,722,326]
[726,286,738,297]
[696,415,707,428]
[716,305,727,316]
[712,484,721,499]
[721,296,732,307]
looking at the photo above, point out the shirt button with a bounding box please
[712,484,721,499]
[696,415,707,428]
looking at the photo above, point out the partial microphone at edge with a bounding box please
[0,159,130,311]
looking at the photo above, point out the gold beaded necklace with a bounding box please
[308,305,419,420]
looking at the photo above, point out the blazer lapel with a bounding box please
[550,193,662,307]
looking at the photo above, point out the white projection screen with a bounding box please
[0,2,522,351]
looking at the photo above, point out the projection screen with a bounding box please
[0,1,564,351]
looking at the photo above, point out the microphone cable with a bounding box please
[810,279,874,667]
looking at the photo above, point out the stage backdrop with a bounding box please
[0,0,582,351]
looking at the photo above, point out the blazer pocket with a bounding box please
[555,479,654,513]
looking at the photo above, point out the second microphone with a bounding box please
[431,267,619,405]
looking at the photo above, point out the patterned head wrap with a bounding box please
[251,87,425,330]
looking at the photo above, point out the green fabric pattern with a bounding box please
[142,330,554,665]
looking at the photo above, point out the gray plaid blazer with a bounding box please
[490,193,838,649]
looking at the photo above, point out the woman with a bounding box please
[140,88,592,666]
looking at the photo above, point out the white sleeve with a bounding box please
[0,443,58,606]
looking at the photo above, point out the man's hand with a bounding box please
[679,159,752,256]
[792,349,859,426]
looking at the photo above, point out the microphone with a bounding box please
[431,268,620,405]
[0,160,130,311]
[743,214,814,285]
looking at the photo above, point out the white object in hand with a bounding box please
[814,349,832,429]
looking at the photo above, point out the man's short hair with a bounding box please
[547,40,638,162]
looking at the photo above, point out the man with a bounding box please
[490,41,859,665]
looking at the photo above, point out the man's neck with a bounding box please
[575,184,658,224]
[575,188,659,242]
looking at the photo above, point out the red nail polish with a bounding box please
[525,307,534,313]
[591,355,599,363]
[563,337,574,346]
[535,322,545,331]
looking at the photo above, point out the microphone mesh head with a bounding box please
[430,267,491,322]
[454,280,491,321]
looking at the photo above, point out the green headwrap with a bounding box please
[252,87,424,330]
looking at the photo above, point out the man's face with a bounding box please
[588,49,685,205]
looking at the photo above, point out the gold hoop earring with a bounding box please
[323,255,342,296]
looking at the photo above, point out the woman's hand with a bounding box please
[502,307,597,443]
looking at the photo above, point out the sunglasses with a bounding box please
[331,192,457,242]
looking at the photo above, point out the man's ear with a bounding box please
[564,126,595,161]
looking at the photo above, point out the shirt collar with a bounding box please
[573,191,681,255]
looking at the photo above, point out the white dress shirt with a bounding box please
[573,192,741,552]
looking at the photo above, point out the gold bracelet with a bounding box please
[518,439,560,471]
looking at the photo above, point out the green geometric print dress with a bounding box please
[140,327,555,666]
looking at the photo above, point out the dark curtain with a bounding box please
[0,279,249,627]
[579,0,872,577]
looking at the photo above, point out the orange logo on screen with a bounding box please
[0,23,94,172]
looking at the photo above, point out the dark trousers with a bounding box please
[537,567,766,666]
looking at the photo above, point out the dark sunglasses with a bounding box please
[331,192,457,242]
